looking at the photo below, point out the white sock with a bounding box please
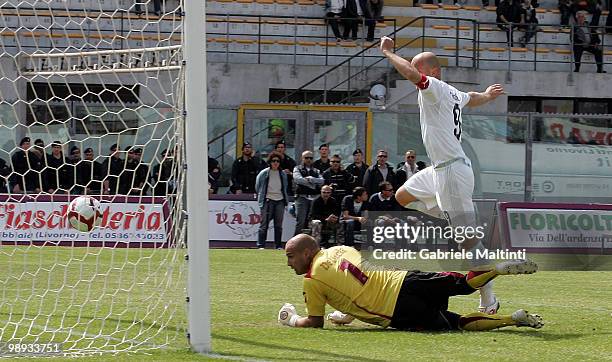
[479,281,496,308]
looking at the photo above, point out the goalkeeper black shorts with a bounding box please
[389,271,476,331]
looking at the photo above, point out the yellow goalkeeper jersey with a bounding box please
[303,246,407,327]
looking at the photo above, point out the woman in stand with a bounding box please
[255,151,290,249]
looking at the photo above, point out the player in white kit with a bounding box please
[379,37,505,314]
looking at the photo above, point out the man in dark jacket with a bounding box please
[78,147,103,194]
[231,142,265,194]
[312,143,331,174]
[43,141,69,194]
[275,140,297,195]
[346,148,369,192]
[322,154,352,204]
[360,0,384,42]
[363,150,396,197]
[368,181,400,212]
[151,148,175,196]
[496,0,522,46]
[341,186,369,246]
[10,137,31,193]
[0,156,11,193]
[309,185,340,248]
[102,143,124,195]
[572,11,605,73]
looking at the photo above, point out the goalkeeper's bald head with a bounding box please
[285,234,320,275]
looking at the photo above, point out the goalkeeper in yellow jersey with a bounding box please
[278,234,543,331]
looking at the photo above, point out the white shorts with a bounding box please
[402,159,475,226]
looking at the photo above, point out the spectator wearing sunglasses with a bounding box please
[363,150,396,197]
[293,150,324,236]
[346,148,369,191]
[255,151,290,250]
[396,150,419,187]
[322,154,352,204]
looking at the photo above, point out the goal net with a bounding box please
[0,0,191,356]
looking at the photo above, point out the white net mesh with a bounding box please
[0,0,187,356]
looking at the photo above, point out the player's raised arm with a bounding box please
[379,37,422,84]
[467,84,505,107]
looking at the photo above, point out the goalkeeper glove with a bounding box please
[326,311,355,325]
[278,303,301,327]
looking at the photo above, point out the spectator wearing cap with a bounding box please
[78,148,103,194]
[230,142,265,194]
[322,154,352,203]
[363,149,396,197]
[346,148,369,191]
[102,143,124,195]
[255,151,290,249]
[274,140,297,196]
[43,141,69,194]
[10,137,31,193]
[293,150,324,236]
[152,148,175,196]
[312,144,331,174]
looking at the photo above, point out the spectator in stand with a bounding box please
[343,0,363,41]
[43,141,70,194]
[152,148,175,196]
[0,156,10,193]
[78,147,103,195]
[363,149,396,197]
[361,0,384,42]
[28,138,46,193]
[497,0,522,47]
[322,154,352,203]
[209,153,221,194]
[519,0,539,47]
[134,0,162,15]
[559,0,573,26]
[572,11,605,73]
[293,150,324,236]
[341,186,369,247]
[10,137,31,193]
[231,142,265,194]
[324,0,345,42]
[346,148,368,191]
[309,185,340,248]
[396,150,419,187]
[102,143,124,195]
[368,181,399,212]
[66,146,81,194]
[255,151,290,250]
[275,140,297,196]
[119,147,136,195]
[312,144,331,174]
[133,148,149,195]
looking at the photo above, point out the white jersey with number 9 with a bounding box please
[417,76,471,166]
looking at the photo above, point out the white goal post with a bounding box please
[0,0,210,356]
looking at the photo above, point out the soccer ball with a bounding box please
[68,196,102,232]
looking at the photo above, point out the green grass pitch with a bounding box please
[1,248,611,361]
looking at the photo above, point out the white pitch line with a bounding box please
[452,296,612,313]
